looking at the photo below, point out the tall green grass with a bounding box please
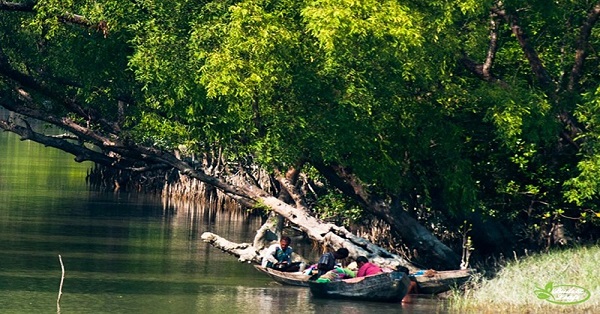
[449,245,599,313]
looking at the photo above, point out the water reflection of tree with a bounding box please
[163,196,262,243]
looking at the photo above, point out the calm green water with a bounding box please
[0,130,447,314]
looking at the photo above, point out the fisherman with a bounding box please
[261,236,301,272]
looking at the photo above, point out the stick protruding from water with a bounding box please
[57,254,65,313]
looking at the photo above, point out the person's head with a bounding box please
[333,248,349,259]
[356,256,369,267]
[279,236,291,250]
[396,265,409,275]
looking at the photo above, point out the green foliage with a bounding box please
[3,0,600,253]
[564,88,600,209]
[315,192,362,225]
[251,199,272,214]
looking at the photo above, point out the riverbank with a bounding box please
[449,245,599,313]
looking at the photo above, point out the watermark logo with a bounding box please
[534,282,591,305]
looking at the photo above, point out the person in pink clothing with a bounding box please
[355,256,383,277]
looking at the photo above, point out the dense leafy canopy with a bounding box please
[2,0,600,257]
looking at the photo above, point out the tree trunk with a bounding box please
[202,204,418,272]
[313,162,461,270]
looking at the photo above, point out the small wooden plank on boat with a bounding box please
[308,271,411,302]
[253,265,310,287]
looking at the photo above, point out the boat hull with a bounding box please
[411,269,473,294]
[253,265,310,287]
[308,272,411,302]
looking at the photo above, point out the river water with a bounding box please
[0,130,448,313]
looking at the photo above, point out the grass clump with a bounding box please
[448,245,599,313]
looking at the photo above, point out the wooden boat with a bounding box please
[254,263,473,295]
[253,265,310,287]
[410,269,473,294]
[307,271,411,302]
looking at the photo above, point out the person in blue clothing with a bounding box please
[261,236,301,272]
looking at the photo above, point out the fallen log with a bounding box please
[201,208,419,272]
[200,232,261,263]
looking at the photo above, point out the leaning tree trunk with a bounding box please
[201,201,418,272]
[313,162,461,270]
[198,165,420,271]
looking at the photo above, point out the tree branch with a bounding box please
[0,88,119,148]
[0,117,117,165]
[0,1,107,33]
[459,55,510,88]
[482,11,500,80]
[569,2,600,91]
[0,1,34,12]
[493,6,556,93]
[0,55,121,135]
[274,164,308,210]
